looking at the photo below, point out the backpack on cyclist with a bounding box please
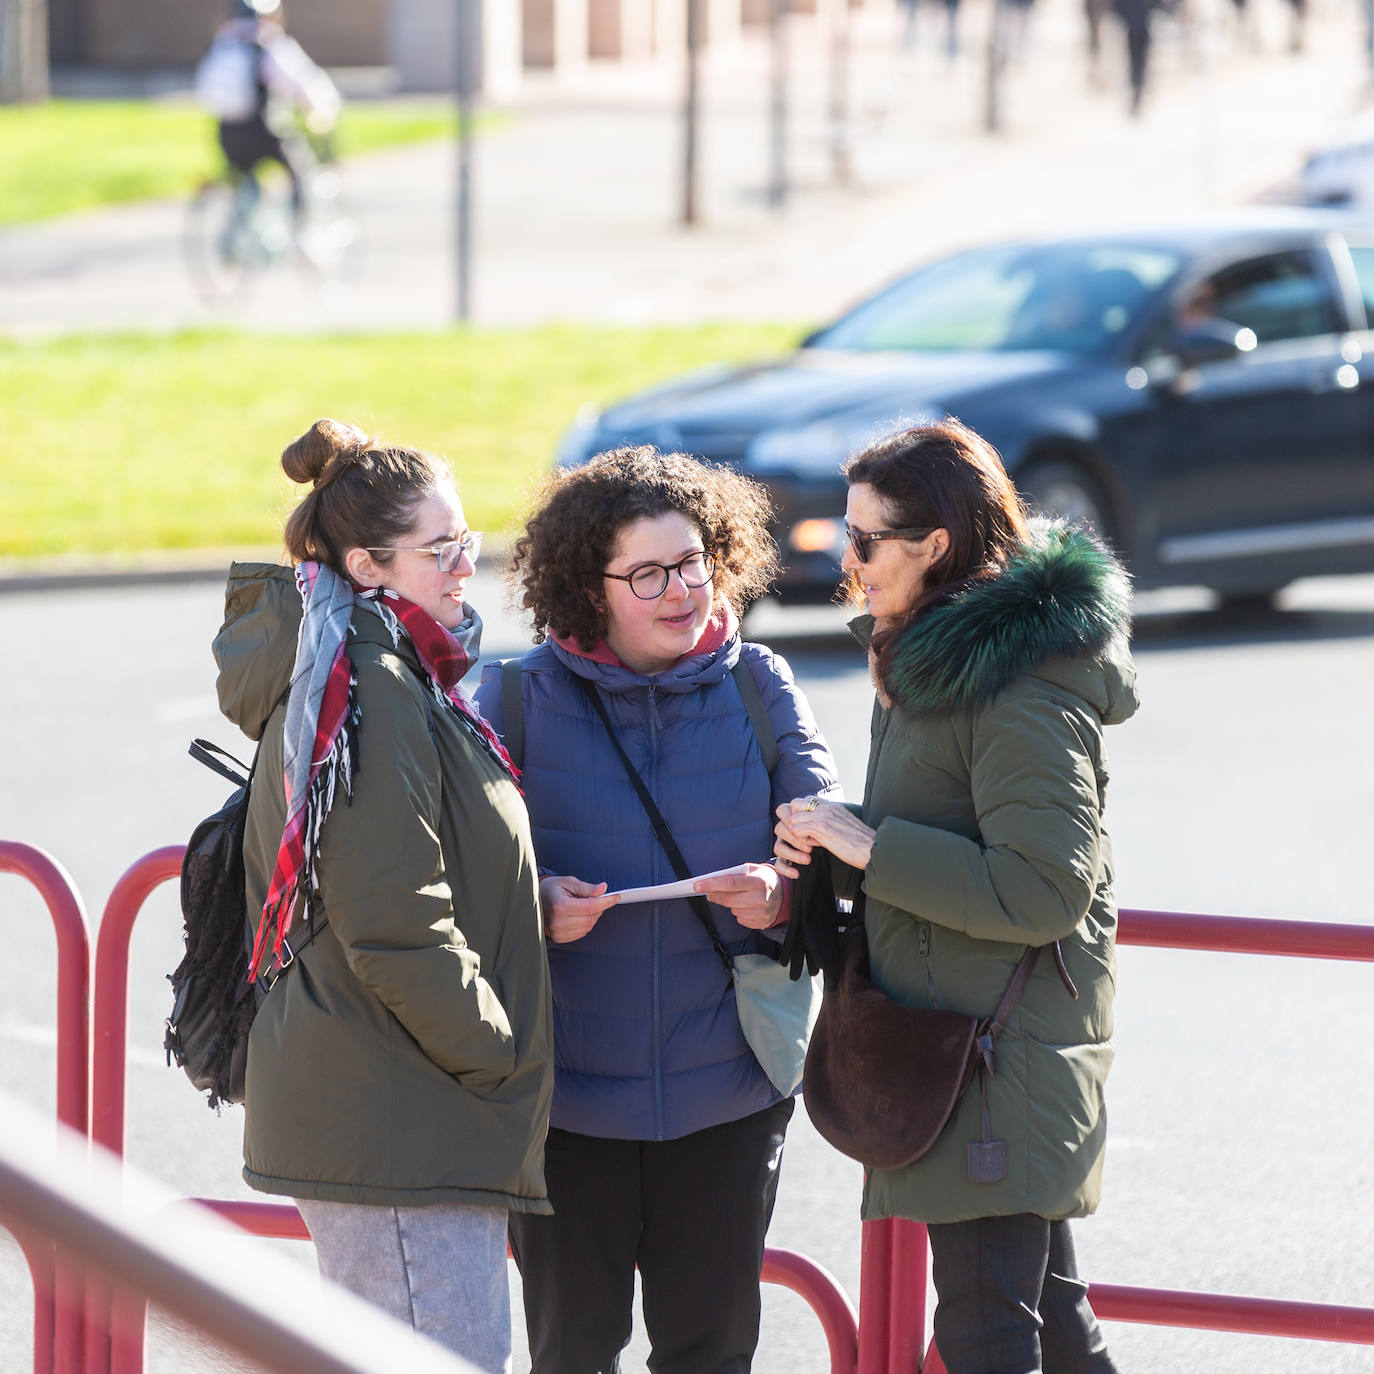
[194,36,262,121]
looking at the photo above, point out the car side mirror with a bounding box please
[1168,321,1255,368]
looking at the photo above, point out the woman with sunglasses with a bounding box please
[474,445,839,1374]
[214,418,552,1372]
[776,420,1136,1374]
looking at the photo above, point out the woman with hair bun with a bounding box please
[473,445,840,1374]
[211,418,552,1373]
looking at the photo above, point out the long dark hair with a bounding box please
[844,419,1030,693]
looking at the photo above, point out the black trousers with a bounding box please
[217,117,306,212]
[509,1099,795,1374]
[927,1214,1118,1374]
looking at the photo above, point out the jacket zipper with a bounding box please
[871,702,938,1004]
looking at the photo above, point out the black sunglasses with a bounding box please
[844,524,936,564]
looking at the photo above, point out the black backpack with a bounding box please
[165,721,321,1109]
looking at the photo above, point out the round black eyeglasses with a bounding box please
[603,550,716,600]
[845,524,935,564]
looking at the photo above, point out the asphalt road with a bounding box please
[2,568,1373,1372]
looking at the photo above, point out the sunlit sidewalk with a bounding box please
[1,0,1368,337]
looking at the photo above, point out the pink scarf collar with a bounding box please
[553,604,738,669]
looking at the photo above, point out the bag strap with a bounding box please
[730,659,777,775]
[188,739,251,789]
[986,945,1040,1039]
[574,675,734,975]
[501,656,526,770]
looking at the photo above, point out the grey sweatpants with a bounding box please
[296,1197,512,1374]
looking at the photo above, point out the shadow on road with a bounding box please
[1133,602,1374,652]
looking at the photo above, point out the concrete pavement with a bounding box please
[3,0,1372,338]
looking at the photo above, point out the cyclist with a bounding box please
[194,0,342,223]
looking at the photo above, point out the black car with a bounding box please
[556,209,1374,605]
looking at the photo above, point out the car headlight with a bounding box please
[746,414,929,476]
[555,403,603,468]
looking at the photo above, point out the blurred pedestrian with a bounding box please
[195,0,341,221]
[775,420,1136,1374]
[898,0,961,58]
[217,418,553,1373]
[475,445,840,1374]
[1113,0,1155,115]
[1084,0,1110,83]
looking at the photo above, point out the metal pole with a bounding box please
[768,0,789,209]
[456,0,477,321]
[983,0,1006,133]
[683,0,702,225]
[827,0,852,186]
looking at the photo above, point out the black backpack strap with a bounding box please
[730,658,777,776]
[188,739,251,789]
[501,656,525,771]
[575,675,734,976]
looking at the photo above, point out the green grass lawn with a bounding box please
[0,324,803,560]
[0,99,467,225]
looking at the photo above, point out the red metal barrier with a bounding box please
[189,1200,863,1372]
[1118,908,1374,962]
[889,907,1374,1373]
[69,854,1374,1373]
[87,848,183,1374]
[0,840,92,1374]
[89,850,862,1371]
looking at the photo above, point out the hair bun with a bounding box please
[281,418,369,487]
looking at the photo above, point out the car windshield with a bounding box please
[810,243,1181,355]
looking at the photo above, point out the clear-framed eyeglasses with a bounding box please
[603,549,716,600]
[365,531,483,573]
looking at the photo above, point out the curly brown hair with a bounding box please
[510,446,779,649]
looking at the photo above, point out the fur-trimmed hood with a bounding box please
[854,520,1139,723]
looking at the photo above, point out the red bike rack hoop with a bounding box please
[0,840,92,1374]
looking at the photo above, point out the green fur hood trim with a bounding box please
[882,520,1132,717]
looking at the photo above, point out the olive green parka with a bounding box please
[848,522,1138,1226]
[214,563,554,1213]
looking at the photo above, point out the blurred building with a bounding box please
[48,0,890,96]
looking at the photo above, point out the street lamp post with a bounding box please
[683,0,703,225]
[456,0,478,322]
[768,0,789,209]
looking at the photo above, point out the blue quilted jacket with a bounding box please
[475,633,839,1141]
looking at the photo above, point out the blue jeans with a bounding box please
[296,1197,512,1374]
[927,1214,1118,1374]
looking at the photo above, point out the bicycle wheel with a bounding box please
[183,179,266,305]
[294,163,365,288]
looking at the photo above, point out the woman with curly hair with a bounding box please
[474,445,839,1374]
[775,420,1134,1373]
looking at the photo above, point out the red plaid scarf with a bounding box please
[250,573,518,981]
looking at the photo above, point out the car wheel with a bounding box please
[1015,459,1116,546]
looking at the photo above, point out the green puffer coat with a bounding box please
[847,522,1139,1225]
[214,563,554,1213]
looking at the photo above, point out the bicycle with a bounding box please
[183,136,362,305]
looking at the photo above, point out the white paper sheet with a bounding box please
[606,862,755,905]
